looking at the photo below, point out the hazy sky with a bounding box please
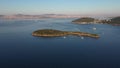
[0,0,120,16]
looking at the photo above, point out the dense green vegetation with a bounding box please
[32,29,99,38]
[110,17,120,24]
[33,29,68,36]
[72,17,120,25]
[100,17,120,25]
[72,17,95,23]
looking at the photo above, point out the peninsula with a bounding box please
[100,16,120,25]
[72,17,120,25]
[32,29,99,38]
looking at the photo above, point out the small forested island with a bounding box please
[32,29,99,38]
[72,17,120,25]
[72,17,98,24]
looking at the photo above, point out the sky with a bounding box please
[0,0,120,16]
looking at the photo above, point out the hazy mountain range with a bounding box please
[0,14,82,19]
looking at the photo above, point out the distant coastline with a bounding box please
[72,17,120,25]
[0,14,119,20]
[1,14,120,25]
[0,14,82,19]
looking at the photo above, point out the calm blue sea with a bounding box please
[0,18,120,68]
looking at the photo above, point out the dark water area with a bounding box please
[0,18,120,68]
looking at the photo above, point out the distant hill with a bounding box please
[72,17,95,22]
[110,17,120,24]
[72,16,120,25]
[0,15,4,18]
[0,14,81,19]
[100,16,120,25]
[72,17,97,24]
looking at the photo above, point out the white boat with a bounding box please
[81,37,84,39]
[63,36,66,39]
[93,27,97,30]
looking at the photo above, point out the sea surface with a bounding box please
[0,18,120,68]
